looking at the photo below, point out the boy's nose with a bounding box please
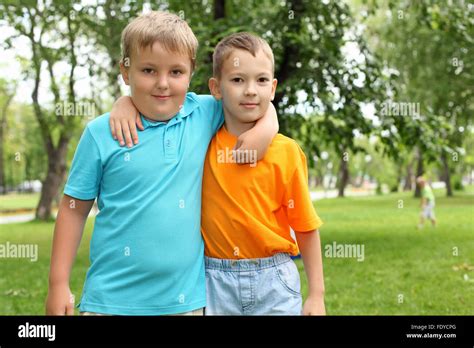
[244,84,257,96]
[155,75,169,90]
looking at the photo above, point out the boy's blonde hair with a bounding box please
[212,32,274,78]
[121,11,198,71]
[416,176,426,184]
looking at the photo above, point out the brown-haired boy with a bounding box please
[202,32,325,315]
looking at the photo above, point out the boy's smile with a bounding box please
[120,42,192,122]
[240,103,259,109]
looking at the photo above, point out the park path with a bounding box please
[310,189,375,201]
[0,189,374,225]
[0,205,99,225]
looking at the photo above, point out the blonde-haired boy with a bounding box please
[46,12,277,316]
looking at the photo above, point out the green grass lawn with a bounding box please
[0,189,472,315]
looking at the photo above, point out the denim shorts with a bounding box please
[205,253,302,315]
[422,201,436,219]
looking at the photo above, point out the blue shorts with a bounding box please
[204,253,302,315]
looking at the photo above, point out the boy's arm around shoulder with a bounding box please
[235,102,279,162]
[46,195,94,315]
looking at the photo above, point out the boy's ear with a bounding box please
[208,78,222,100]
[120,62,130,86]
[271,78,278,101]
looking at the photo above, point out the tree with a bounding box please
[1,1,89,219]
[362,0,474,197]
[80,0,146,102]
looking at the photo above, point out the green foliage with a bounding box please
[362,0,473,163]
[2,104,47,188]
[1,0,472,193]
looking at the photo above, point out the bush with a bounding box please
[453,180,463,191]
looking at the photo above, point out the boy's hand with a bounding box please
[234,103,278,164]
[45,284,75,315]
[302,294,326,315]
[109,96,144,147]
[233,135,258,164]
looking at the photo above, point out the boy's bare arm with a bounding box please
[235,102,279,162]
[295,229,326,315]
[46,195,94,315]
[108,96,279,160]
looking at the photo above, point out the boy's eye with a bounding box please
[171,70,183,76]
[142,68,155,74]
[258,77,270,83]
[231,77,243,83]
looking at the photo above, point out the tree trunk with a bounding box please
[214,0,225,18]
[271,0,305,136]
[337,156,349,197]
[35,138,68,220]
[441,151,453,197]
[395,162,403,192]
[403,159,413,191]
[414,147,423,198]
[0,93,14,195]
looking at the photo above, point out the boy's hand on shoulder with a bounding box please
[233,134,257,164]
[45,283,75,316]
[109,96,144,148]
[302,294,326,316]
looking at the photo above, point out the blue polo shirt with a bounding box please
[64,93,223,315]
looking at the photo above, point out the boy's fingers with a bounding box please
[234,150,242,164]
[233,139,243,151]
[136,113,144,130]
[120,120,133,148]
[66,304,74,315]
[114,121,125,146]
[233,150,242,164]
[129,120,139,145]
[232,140,243,163]
[110,119,117,140]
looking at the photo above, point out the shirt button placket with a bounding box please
[164,124,176,160]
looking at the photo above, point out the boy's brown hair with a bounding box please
[121,11,198,71]
[212,32,274,78]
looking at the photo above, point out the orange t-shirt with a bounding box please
[201,126,323,259]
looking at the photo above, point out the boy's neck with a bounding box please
[223,113,256,137]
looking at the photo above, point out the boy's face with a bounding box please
[120,42,192,121]
[209,48,277,123]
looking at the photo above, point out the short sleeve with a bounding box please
[283,145,323,232]
[194,94,224,135]
[64,126,102,200]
